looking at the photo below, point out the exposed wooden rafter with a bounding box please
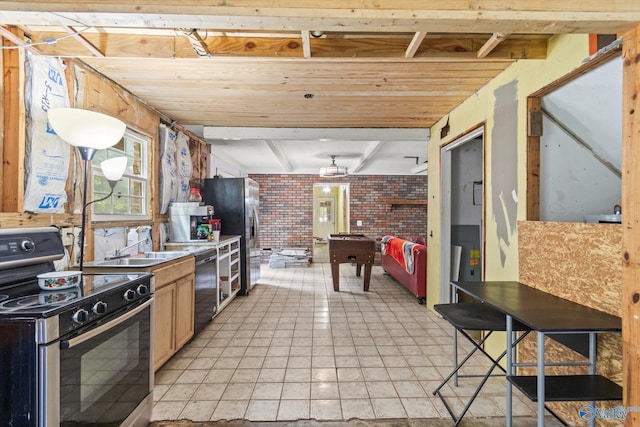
[61,25,104,57]
[405,31,427,58]
[301,30,311,58]
[0,26,40,55]
[477,32,508,58]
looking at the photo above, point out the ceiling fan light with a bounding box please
[319,155,348,177]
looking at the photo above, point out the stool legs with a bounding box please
[434,327,530,426]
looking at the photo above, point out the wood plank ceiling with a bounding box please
[1,2,639,174]
[7,1,638,129]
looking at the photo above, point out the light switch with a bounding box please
[356,220,363,227]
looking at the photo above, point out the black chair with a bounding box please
[433,303,530,426]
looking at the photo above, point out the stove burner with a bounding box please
[0,288,81,311]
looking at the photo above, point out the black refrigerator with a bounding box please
[203,177,260,295]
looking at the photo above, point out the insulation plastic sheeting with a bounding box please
[23,54,71,213]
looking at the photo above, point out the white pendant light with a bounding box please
[319,155,348,178]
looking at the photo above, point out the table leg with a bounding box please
[331,262,340,291]
[363,263,372,292]
[537,332,545,427]
[588,332,596,427]
[356,263,362,277]
[506,315,513,427]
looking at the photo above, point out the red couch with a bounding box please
[381,235,427,304]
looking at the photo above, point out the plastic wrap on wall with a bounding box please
[175,131,193,202]
[23,54,71,213]
[159,125,179,214]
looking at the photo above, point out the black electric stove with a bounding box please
[0,227,153,340]
[0,226,155,427]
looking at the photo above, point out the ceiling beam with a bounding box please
[25,31,547,60]
[405,31,427,58]
[203,127,429,141]
[352,141,386,173]
[477,32,508,58]
[265,139,294,172]
[2,3,640,34]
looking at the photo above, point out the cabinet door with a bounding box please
[154,283,176,371]
[175,274,195,348]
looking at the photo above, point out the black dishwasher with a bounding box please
[193,247,218,335]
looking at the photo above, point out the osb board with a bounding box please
[518,220,622,426]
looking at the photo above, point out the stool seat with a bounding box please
[434,303,528,331]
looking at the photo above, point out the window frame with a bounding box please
[91,128,150,222]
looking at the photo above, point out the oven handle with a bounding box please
[60,298,153,350]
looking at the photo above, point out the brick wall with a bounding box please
[250,174,427,261]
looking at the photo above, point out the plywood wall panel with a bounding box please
[519,220,622,316]
[518,220,622,426]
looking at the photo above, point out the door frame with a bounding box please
[439,126,485,303]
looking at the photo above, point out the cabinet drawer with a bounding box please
[154,257,195,289]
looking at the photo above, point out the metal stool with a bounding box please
[433,303,531,426]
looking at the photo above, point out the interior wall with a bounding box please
[426,34,591,309]
[251,174,427,264]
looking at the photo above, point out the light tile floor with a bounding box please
[152,263,554,424]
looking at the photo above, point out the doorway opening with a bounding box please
[313,183,350,262]
[440,127,485,303]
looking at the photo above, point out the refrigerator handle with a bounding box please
[251,205,260,246]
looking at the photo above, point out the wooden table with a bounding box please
[328,234,375,292]
[451,281,622,427]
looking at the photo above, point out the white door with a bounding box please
[315,197,336,239]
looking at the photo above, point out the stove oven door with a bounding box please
[40,297,154,427]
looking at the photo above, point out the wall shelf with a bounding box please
[385,199,427,211]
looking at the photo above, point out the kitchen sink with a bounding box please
[94,258,167,267]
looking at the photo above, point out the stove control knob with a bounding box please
[72,308,89,324]
[136,284,148,296]
[123,289,137,302]
[92,301,108,315]
[21,239,35,251]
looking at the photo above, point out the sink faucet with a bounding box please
[106,237,150,260]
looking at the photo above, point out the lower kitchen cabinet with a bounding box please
[174,274,195,349]
[154,283,176,368]
[154,272,195,370]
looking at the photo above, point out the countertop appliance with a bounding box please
[203,177,260,295]
[169,201,215,242]
[0,227,154,427]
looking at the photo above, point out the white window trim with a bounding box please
[91,129,150,222]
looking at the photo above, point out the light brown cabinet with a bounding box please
[174,274,195,349]
[154,283,176,367]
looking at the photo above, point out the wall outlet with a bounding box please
[356,220,363,227]
[61,227,75,246]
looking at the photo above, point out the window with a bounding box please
[91,129,150,221]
